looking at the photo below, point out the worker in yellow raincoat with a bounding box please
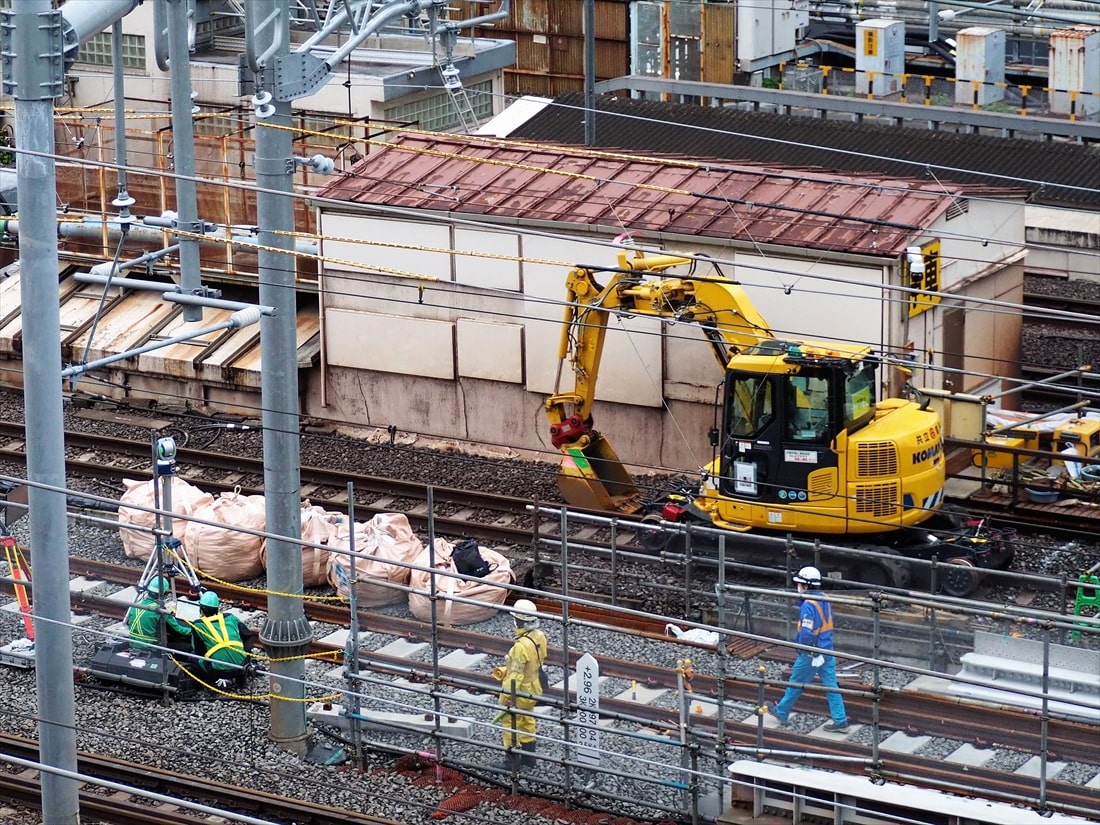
[491,598,548,771]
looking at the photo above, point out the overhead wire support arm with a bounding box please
[244,1,288,73]
[59,305,268,380]
[254,0,511,102]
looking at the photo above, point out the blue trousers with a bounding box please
[774,653,847,724]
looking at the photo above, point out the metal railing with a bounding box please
[305,495,1100,823]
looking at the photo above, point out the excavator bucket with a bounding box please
[557,433,644,514]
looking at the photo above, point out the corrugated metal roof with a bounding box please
[316,133,989,256]
[508,92,1095,210]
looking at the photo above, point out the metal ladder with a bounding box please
[440,64,479,134]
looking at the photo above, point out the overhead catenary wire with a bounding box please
[2,89,1100,484]
[4,8,1095,825]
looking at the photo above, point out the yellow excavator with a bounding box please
[545,249,1014,594]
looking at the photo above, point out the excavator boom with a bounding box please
[546,250,773,512]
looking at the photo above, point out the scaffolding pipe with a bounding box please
[87,246,180,274]
[0,217,318,257]
[987,371,1099,402]
[75,270,277,316]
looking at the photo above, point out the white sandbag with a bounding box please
[117,477,214,560]
[408,538,515,626]
[327,512,424,607]
[261,503,343,587]
[665,623,720,646]
[183,489,266,581]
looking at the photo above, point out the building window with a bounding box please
[193,114,248,139]
[384,78,494,132]
[76,32,146,70]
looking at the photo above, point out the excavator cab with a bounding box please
[701,344,947,535]
[709,342,845,507]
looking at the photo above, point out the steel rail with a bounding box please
[0,733,400,825]
[40,560,1100,770]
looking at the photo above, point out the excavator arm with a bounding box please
[545,250,774,512]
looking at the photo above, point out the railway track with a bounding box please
[3,555,1098,821]
[0,733,400,825]
[0,419,683,562]
[0,417,1084,600]
[1023,290,1100,318]
[1,416,1099,821]
[1021,287,1100,409]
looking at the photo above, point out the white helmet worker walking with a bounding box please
[793,566,822,587]
[766,563,849,733]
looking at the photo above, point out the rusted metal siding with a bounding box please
[701,3,735,85]
[595,1,630,40]
[514,33,551,75]
[453,0,630,95]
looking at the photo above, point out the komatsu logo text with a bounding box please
[911,441,943,465]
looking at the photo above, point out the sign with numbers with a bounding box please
[575,652,600,766]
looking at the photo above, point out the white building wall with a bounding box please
[311,210,937,470]
[1025,206,1100,281]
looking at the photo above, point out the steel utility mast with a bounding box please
[242,0,509,753]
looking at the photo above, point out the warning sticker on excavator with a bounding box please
[785,449,818,464]
[565,449,591,471]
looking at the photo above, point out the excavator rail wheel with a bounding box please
[940,557,981,598]
[638,514,673,554]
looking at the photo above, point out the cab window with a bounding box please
[727,376,773,438]
[843,363,877,431]
[788,375,829,440]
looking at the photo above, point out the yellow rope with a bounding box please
[170,658,343,703]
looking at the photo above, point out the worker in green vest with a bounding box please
[126,576,192,654]
[188,590,256,690]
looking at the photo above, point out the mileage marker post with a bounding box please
[575,652,601,769]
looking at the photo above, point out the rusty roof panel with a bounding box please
[317,134,970,256]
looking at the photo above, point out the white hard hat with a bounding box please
[510,598,538,621]
[793,566,822,586]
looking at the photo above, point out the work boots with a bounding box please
[520,741,537,769]
[500,742,537,773]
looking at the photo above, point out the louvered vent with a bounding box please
[806,469,837,497]
[946,198,969,220]
[857,442,899,477]
[855,482,900,518]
